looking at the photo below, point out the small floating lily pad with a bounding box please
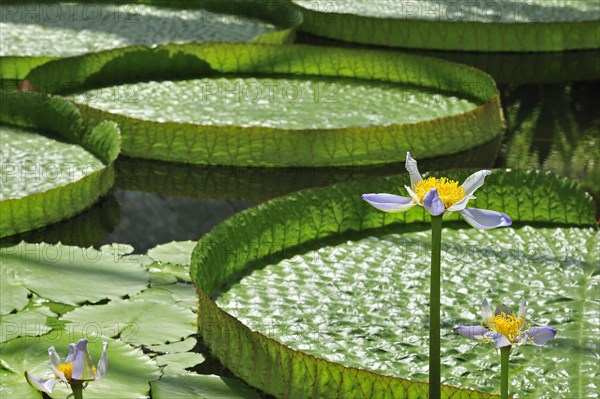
[0,267,30,315]
[0,242,149,306]
[147,240,196,268]
[62,290,196,346]
[155,352,206,376]
[0,332,161,399]
[0,304,55,343]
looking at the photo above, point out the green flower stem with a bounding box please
[429,214,443,399]
[71,381,84,399]
[501,346,511,399]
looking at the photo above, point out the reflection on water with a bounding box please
[497,81,599,203]
[0,195,120,246]
[96,190,254,253]
[114,136,501,202]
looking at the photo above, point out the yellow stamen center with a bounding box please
[56,363,72,381]
[486,312,525,342]
[54,363,96,381]
[414,177,465,208]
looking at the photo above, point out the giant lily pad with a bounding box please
[190,169,595,398]
[0,92,120,238]
[291,0,600,52]
[26,43,505,166]
[0,332,161,399]
[0,265,30,315]
[0,0,301,79]
[215,226,598,398]
[0,126,102,201]
[1,195,121,248]
[296,34,600,84]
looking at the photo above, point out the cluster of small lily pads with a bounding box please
[362,153,557,399]
[0,241,256,399]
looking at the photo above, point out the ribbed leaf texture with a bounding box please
[191,169,594,398]
[26,43,504,166]
[0,91,120,238]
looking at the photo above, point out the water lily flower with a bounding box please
[25,338,108,394]
[453,298,557,348]
[361,152,512,229]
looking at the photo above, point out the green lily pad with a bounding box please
[0,304,55,343]
[73,76,479,129]
[147,240,196,268]
[26,43,504,167]
[0,369,42,399]
[292,0,600,52]
[149,270,179,286]
[0,93,119,238]
[155,352,206,376]
[149,337,197,354]
[216,226,598,398]
[146,241,198,286]
[0,283,29,315]
[191,168,594,399]
[151,374,260,399]
[62,290,196,346]
[0,267,30,315]
[0,332,160,399]
[0,242,149,306]
[0,125,102,201]
[157,283,198,310]
[0,0,300,79]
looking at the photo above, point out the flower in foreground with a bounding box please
[361,152,512,229]
[453,297,557,348]
[25,338,108,394]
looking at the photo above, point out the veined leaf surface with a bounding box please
[215,226,598,399]
[0,92,120,238]
[0,125,103,201]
